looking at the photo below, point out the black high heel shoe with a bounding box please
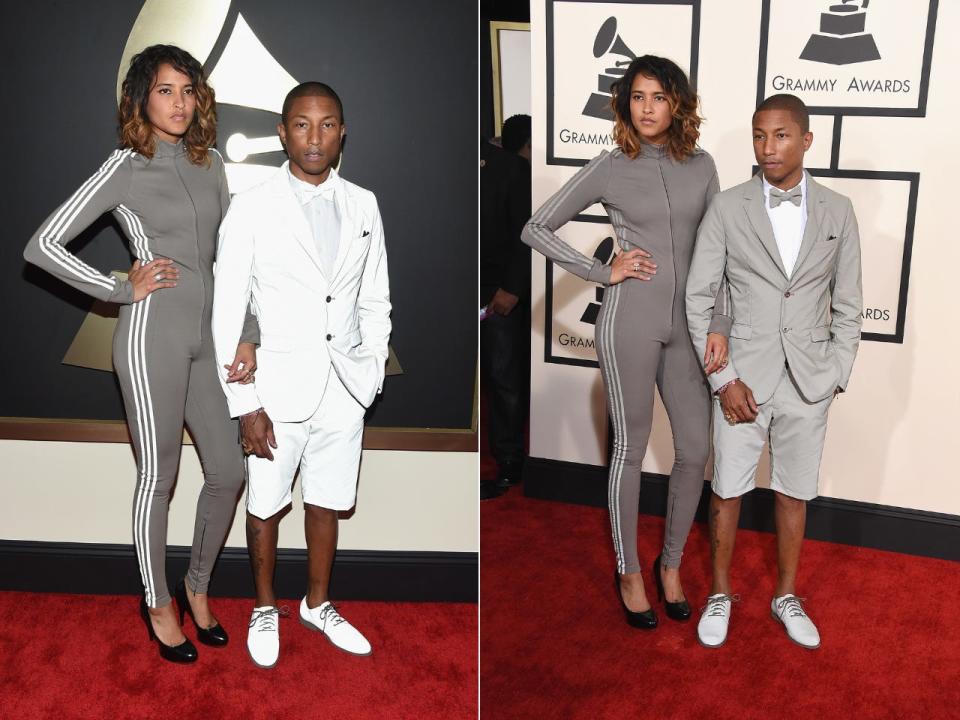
[139,596,198,663]
[653,555,692,622]
[613,571,658,629]
[175,578,229,647]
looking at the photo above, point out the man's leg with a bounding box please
[244,418,305,668]
[767,372,831,649]
[297,373,371,655]
[247,511,281,607]
[697,395,770,648]
[709,493,742,596]
[773,491,806,597]
[480,306,526,491]
[304,503,337,607]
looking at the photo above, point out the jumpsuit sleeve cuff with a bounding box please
[108,278,135,305]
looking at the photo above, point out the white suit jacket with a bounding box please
[212,163,391,421]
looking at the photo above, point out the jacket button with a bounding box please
[326,296,332,303]
[326,333,332,341]
[784,291,791,298]
[783,327,789,333]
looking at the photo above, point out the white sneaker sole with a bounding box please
[299,615,373,656]
[247,645,278,669]
[697,632,727,649]
[770,610,821,650]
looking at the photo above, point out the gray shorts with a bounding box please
[711,368,833,501]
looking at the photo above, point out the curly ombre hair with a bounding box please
[118,45,216,166]
[610,55,702,162]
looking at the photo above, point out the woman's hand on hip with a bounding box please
[225,342,258,384]
[128,258,178,302]
[609,248,657,285]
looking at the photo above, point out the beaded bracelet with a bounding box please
[715,378,739,396]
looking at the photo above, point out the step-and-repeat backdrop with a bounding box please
[530,0,958,514]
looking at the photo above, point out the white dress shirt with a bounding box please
[287,166,341,279]
[762,172,807,278]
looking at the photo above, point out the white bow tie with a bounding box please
[295,181,336,205]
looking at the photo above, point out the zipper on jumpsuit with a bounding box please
[173,156,205,347]
[654,155,677,338]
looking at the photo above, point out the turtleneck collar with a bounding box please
[639,141,668,159]
[153,136,186,158]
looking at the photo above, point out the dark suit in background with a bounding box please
[480,138,531,487]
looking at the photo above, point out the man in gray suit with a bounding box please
[686,94,862,650]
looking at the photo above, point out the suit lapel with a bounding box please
[743,174,788,279]
[789,172,824,279]
[329,175,360,282]
[272,162,327,279]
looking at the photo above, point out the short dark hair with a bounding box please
[754,94,809,133]
[281,82,344,124]
[501,114,531,154]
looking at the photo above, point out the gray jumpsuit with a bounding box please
[522,144,727,575]
[24,139,252,607]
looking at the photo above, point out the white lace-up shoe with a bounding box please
[299,598,372,656]
[247,606,284,668]
[771,594,820,649]
[697,593,737,648]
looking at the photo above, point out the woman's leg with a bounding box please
[114,300,191,641]
[182,341,245,608]
[656,318,712,575]
[595,283,661,579]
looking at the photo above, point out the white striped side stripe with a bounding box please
[526,153,610,273]
[601,283,627,573]
[123,212,159,606]
[38,149,131,291]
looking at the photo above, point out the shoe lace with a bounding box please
[777,596,808,619]
[318,603,346,628]
[249,605,289,632]
[703,594,740,617]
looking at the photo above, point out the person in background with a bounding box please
[480,114,531,500]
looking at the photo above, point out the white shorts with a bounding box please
[246,372,366,519]
[711,368,833,501]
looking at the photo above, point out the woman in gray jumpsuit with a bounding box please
[522,56,729,627]
[24,46,255,662]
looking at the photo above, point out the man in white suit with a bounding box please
[213,82,391,668]
[686,94,862,650]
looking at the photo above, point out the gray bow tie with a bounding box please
[769,187,802,209]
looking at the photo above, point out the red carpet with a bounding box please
[481,490,960,719]
[0,593,477,719]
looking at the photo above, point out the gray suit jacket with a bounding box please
[686,172,863,404]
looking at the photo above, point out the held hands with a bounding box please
[129,258,178,302]
[240,408,277,460]
[488,288,520,316]
[703,333,729,375]
[609,248,657,285]
[225,342,258,384]
[719,380,759,424]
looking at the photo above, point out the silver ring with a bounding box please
[154,273,162,282]
[633,263,640,270]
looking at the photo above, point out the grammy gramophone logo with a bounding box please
[579,236,615,325]
[800,0,881,65]
[581,17,636,121]
[65,0,402,376]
